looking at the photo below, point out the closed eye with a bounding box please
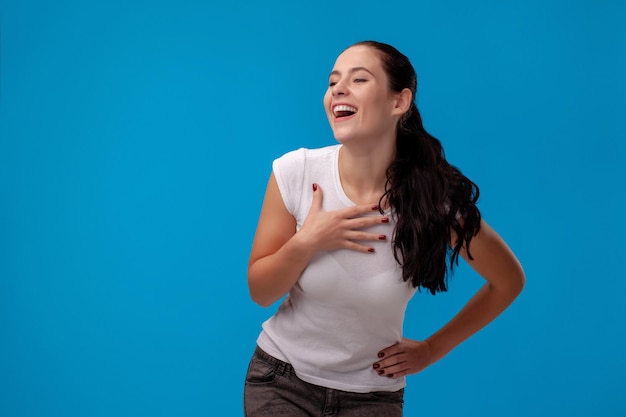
[354,78,367,83]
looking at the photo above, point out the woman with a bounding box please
[244,40,525,416]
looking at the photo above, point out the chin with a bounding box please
[330,127,358,144]
[332,134,353,144]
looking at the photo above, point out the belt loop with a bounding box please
[276,361,287,376]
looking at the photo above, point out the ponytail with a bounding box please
[382,103,481,293]
[353,40,481,293]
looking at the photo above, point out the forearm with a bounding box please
[248,233,315,307]
[426,277,524,361]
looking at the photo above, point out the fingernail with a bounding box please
[378,235,386,240]
[368,248,375,253]
[312,183,318,191]
[373,363,380,369]
[377,370,384,375]
[387,374,393,378]
[381,217,389,223]
[377,352,384,358]
[371,205,379,210]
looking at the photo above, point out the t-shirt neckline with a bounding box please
[332,145,392,215]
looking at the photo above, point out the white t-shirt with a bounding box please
[256,145,417,393]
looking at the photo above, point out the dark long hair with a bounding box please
[353,41,481,294]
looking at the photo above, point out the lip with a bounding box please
[332,113,357,122]
[330,102,358,122]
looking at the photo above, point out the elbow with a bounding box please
[518,271,526,295]
[249,291,274,308]
[491,263,525,302]
[516,258,526,290]
[518,267,526,291]
[509,264,526,299]
[247,274,276,308]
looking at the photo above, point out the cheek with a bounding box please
[323,93,334,123]
[323,91,331,109]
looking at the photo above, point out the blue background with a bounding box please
[1,0,625,416]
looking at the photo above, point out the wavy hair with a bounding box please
[352,41,482,294]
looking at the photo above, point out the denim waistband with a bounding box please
[254,346,295,376]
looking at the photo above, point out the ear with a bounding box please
[391,88,413,117]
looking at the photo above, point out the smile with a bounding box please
[332,104,358,119]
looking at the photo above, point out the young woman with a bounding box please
[244,41,525,417]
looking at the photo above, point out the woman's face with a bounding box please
[323,45,401,145]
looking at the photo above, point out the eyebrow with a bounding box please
[329,66,375,78]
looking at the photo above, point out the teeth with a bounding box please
[333,104,357,116]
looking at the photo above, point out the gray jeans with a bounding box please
[243,346,404,417]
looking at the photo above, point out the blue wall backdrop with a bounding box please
[1,0,625,416]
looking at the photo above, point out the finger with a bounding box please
[344,231,388,242]
[374,360,409,378]
[342,204,384,218]
[374,352,406,370]
[340,240,378,254]
[345,216,390,231]
[310,183,323,212]
[386,361,411,378]
[377,342,402,360]
[374,363,408,378]
[384,367,410,379]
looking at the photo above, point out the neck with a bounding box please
[338,140,395,206]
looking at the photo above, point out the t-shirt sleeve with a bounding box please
[272,148,306,217]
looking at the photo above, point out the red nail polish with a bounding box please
[378,352,384,358]
[371,205,379,210]
[381,217,389,223]
[378,235,386,240]
[312,183,318,191]
[387,374,393,378]
[378,370,384,375]
[368,248,375,253]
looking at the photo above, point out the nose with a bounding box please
[332,80,348,96]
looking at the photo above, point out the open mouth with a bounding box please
[332,104,358,119]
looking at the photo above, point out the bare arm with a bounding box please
[374,220,525,377]
[248,174,390,307]
[425,220,525,360]
[247,174,313,307]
